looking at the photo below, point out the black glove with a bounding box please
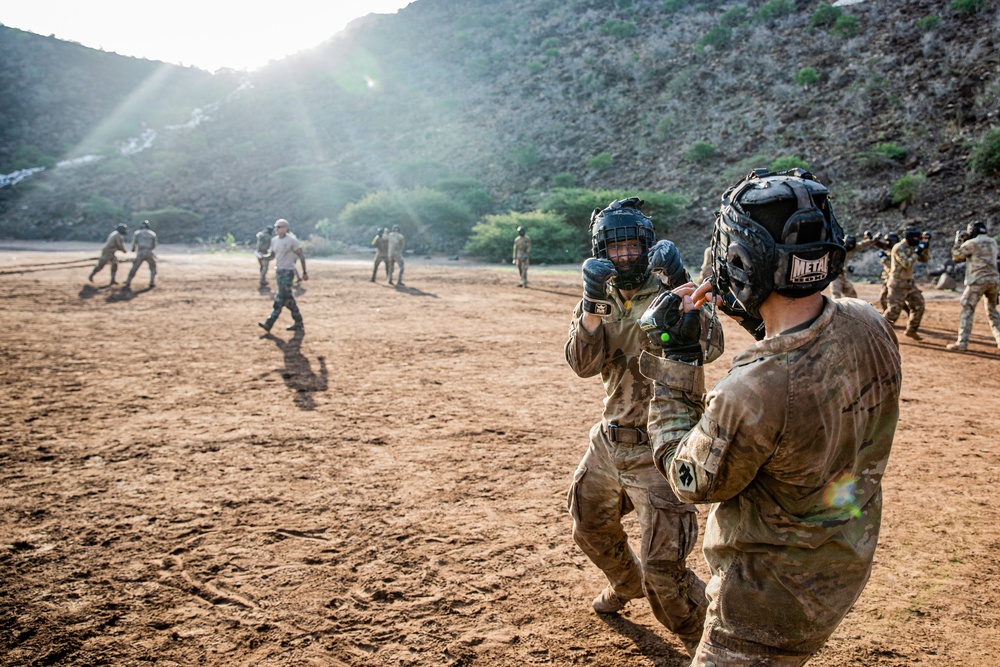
[647,240,689,289]
[878,250,888,259]
[922,231,933,241]
[582,258,617,315]
[916,241,929,255]
[863,230,873,240]
[638,291,703,363]
[847,264,855,274]
[718,293,766,341]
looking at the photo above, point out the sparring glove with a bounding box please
[915,241,929,255]
[581,257,617,315]
[718,293,766,341]
[955,230,968,245]
[647,240,689,289]
[638,291,703,364]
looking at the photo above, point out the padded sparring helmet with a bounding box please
[886,231,901,247]
[590,197,657,291]
[116,223,128,235]
[967,220,987,239]
[140,220,150,229]
[712,168,845,318]
[392,225,401,233]
[517,226,526,236]
[844,234,857,252]
[904,226,921,246]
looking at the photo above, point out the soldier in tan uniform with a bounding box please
[874,231,900,311]
[87,223,128,285]
[883,226,931,340]
[386,225,406,285]
[947,220,1000,351]
[370,227,389,283]
[255,226,273,288]
[697,245,713,284]
[565,198,723,657]
[258,219,309,332]
[512,225,531,288]
[123,220,158,289]
[640,169,901,665]
[830,233,876,298]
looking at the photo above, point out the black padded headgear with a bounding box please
[590,197,657,291]
[967,221,987,239]
[712,168,845,318]
[844,234,857,252]
[886,231,901,246]
[904,226,920,246]
[116,223,128,235]
[140,220,150,229]
[517,226,526,235]
[392,225,401,233]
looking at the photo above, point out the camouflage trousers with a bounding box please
[883,279,924,333]
[389,255,405,284]
[372,252,389,282]
[264,269,302,326]
[90,253,119,281]
[689,637,811,667]
[567,423,706,641]
[126,251,156,286]
[257,256,270,286]
[955,279,1000,346]
[830,272,856,299]
[516,257,530,287]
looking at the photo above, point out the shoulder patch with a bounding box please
[674,460,697,493]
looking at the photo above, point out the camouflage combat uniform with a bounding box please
[124,227,158,288]
[89,230,126,283]
[882,240,930,336]
[255,229,273,287]
[698,246,713,284]
[950,234,1000,348]
[387,230,406,284]
[641,297,901,664]
[831,238,876,299]
[513,233,531,287]
[371,232,389,282]
[262,233,304,329]
[565,273,723,647]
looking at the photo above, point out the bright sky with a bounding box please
[0,0,414,72]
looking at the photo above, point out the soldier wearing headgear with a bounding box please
[947,220,1000,351]
[255,225,274,288]
[883,226,931,340]
[638,168,901,665]
[698,244,713,284]
[370,227,390,283]
[512,225,531,288]
[386,225,406,285]
[88,223,128,285]
[830,232,876,299]
[875,231,901,311]
[564,197,724,657]
[123,220,158,289]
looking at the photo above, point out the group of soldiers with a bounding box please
[369,225,406,285]
[87,220,158,289]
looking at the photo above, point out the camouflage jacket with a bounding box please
[565,273,723,428]
[371,233,389,256]
[513,235,531,261]
[640,297,901,654]
[102,231,126,257]
[952,234,1000,286]
[387,231,406,259]
[888,240,929,283]
[841,238,876,276]
[132,229,157,253]
[255,231,273,255]
[698,246,713,284]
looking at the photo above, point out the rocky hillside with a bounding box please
[1,0,998,261]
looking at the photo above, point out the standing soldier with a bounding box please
[87,223,128,285]
[387,225,406,286]
[947,221,1000,351]
[875,231,900,311]
[697,245,713,284]
[830,232,876,299]
[565,197,723,658]
[370,227,389,283]
[512,225,531,288]
[123,220,158,289]
[255,225,274,288]
[883,226,931,340]
[258,219,308,333]
[640,168,901,665]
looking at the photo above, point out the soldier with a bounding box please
[123,220,157,289]
[258,219,308,333]
[830,232,876,299]
[254,225,273,288]
[87,223,128,285]
[370,227,389,283]
[639,168,901,665]
[386,224,406,285]
[697,245,713,284]
[512,225,531,288]
[565,197,723,658]
[875,231,900,311]
[947,221,1000,351]
[883,226,931,340]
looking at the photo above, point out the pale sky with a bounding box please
[0,0,414,72]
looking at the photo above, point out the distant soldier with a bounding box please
[697,245,713,283]
[371,227,389,283]
[254,226,273,288]
[123,220,158,289]
[513,225,531,288]
[88,223,128,285]
[947,221,1000,351]
[874,231,900,311]
[883,226,930,341]
[258,219,308,333]
[830,232,876,299]
[387,225,406,285]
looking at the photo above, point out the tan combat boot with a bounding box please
[946,342,967,351]
[592,586,633,614]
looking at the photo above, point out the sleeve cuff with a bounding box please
[639,350,705,394]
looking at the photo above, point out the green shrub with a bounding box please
[538,188,687,233]
[11,145,57,170]
[301,234,344,257]
[830,14,859,38]
[951,0,985,14]
[83,196,125,222]
[587,152,614,171]
[527,60,544,74]
[507,143,540,168]
[696,26,732,52]
[339,188,474,252]
[96,157,137,176]
[655,115,676,141]
[916,15,941,30]
[466,56,494,79]
[544,48,560,58]
[890,173,927,205]
[686,141,718,164]
[542,37,561,49]
[663,0,687,12]
[552,172,577,188]
[770,156,812,172]
[432,177,494,216]
[615,0,634,8]
[133,207,203,243]
[795,67,820,87]
[600,19,638,38]
[756,0,795,21]
[465,211,582,264]
[810,3,842,28]
[873,143,907,161]
[720,6,749,27]
[271,167,367,224]
[969,128,1000,176]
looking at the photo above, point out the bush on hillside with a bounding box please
[432,177,494,216]
[795,67,820,87]
[464,211,582,264]
[890,173,926,205]
[133,207,203,243]
[686,141,718,164]
[830,14,860,38]
[916,15,941,30]
[951,0,985,14]
[810,3,842,28]
[969,128,1000,177]
[873,143,907,161]
[600,20,638,38]
[696,26,732,52]
[83,196,125,223]
[9,145,57,171]
[587,152,613,171]
[538,188,687,235]
[770,156,812,172]
[756,0,795,22]
[720,6,749,27]
[338,188,474,253]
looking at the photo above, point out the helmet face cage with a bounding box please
[591,207,656,291]
[968,221,987,239]
[116,224,128,235]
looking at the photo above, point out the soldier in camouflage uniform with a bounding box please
[123,220,158,289]
[698,245,713,284]
[947,221,1000,351]
[255,226,274,288]
[883,226,931,341]
[874,231,900,311]
[565,198,723,658]
[387,225,406,285]
[88,223,128,285]
[258,219,308,333]
[370,227,389,283]
[830,233,876,299]
[513,225,531,288]
[640,169,901,665]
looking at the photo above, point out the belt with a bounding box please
[604,423,649,445]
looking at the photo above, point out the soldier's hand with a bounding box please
[863,230,873,240]
[581,258,617,315]
[922,231,933,242]
[916,241,929,255]
[302,272,309,281]
[639,290,703,363]
[647,240,689,289]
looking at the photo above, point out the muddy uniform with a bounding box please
[831,238,875,299]
[255,230,273,287]
[565,273,723,646]
[951,234,1000,348]
[264,233,304,328]
[883,240,929,335]
[371,232,389,282]
[124,228,157,288]
[513,234,531,287]
[387,230,405,285]
[89,230,126,283]
[642,297,901,663]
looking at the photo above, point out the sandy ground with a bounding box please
[1,245,998,667]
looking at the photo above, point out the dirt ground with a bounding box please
[1,244,998,667]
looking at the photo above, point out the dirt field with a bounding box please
[1,244,998,667]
